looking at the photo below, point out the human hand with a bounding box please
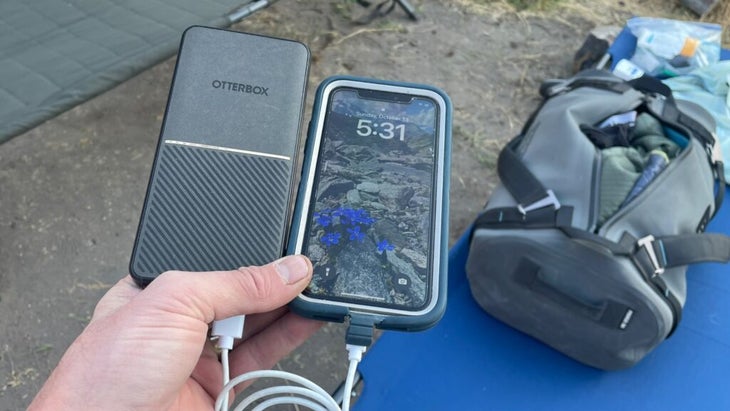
[29,255,322,410]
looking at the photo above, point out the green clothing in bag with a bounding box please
[598,113,680,226]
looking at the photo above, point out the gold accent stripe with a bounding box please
[164,140,290,161]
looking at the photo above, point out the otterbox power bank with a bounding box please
[130,26,309,286]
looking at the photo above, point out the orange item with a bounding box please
[680,37,700,57]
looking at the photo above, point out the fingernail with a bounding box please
[275,255,310,284]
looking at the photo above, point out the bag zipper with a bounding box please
[588,147,602,232]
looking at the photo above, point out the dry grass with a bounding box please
[455,0,729,46]
[707,1,730,46]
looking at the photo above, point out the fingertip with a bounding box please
[274,255,312,285]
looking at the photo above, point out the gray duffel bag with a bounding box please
[466,70,730,370]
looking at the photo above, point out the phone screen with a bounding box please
[300,85,442,313]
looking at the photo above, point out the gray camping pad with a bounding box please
[0,0,249,143]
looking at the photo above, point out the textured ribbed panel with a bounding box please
[132,143,291,277]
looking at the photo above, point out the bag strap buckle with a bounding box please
[637,235,665,277]
[517,190,561,215]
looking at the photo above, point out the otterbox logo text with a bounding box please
[211,80,269,96]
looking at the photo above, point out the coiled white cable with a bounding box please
[213,346,366,411]
[212,315,367,411]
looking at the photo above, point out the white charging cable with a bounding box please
[211,315,369,411]
[211,316,245,408]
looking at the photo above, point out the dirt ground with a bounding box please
[242,0,602,246]
[239,0,727,247]
[1,0,726,409]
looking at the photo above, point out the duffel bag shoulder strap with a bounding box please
[627,231,730,337]
[628,75,713,147]
[630,233,730,276]
[496,137,554,212]
[476,136,574,229]
[539,69,632,99]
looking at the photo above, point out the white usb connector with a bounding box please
[212,315,246,409]
[212,315,246,350]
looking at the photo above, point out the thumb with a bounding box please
[141,255,313,324]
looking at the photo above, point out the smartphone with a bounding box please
[129,26,309,286]
[289,76,451,331]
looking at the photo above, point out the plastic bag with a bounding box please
[663,61,730,181]
[627,17,722,77]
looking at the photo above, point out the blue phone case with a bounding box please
[287,76,452,332]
